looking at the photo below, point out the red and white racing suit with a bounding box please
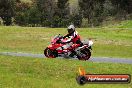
[61,31,82,49]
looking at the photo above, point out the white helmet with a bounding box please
[67,25,75,33]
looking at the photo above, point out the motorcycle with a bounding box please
[44,34,93,60]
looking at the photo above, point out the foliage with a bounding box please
[52,0,70,27]
[78,0,132,27]
[70,12,82,27]
[0,0,131,27]
[0,0,15,25]
[15,2,31,26]
[35,0,55,27]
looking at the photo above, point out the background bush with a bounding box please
[0,0,131,27]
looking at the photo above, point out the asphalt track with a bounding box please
[0,52,132,64]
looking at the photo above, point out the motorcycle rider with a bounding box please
[60,25,83,52]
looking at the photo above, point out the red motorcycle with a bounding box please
[44,34,93,60]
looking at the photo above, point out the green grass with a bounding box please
[117,20,132,28]
[103,20,132,28]
[0,26,132,58]
[0,55,132,88]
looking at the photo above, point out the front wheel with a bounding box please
[77,48,91,60]
[44,47,58,58]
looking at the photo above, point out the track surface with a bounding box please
[0,52,132,64]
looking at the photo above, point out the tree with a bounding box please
[0,0,15,25]
[52,0,70,27]
[70,11,82,27]
[35,0,56,27]
[69,1,82,27]
[15,2,30,26]
[128,0,132,14]
[110,0,131,19]
[15,1,42,26]
[79,0,105,27]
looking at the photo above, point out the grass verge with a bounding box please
[103,20,132,28]
[0,55,132,88]
[0,26,132,58]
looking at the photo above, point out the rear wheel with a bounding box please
[77,48,91,60]
[44,47,58,58]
